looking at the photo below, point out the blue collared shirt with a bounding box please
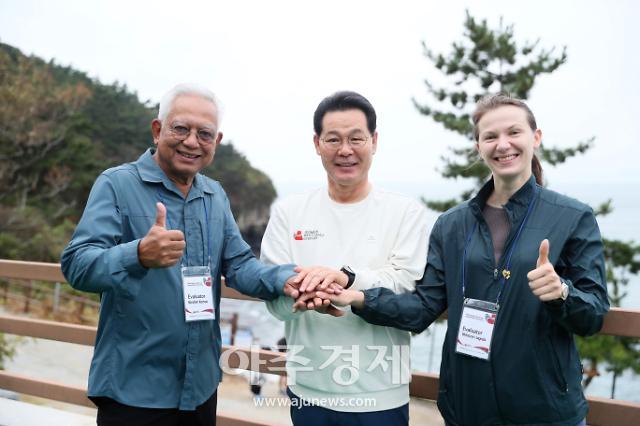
[61,149,294,410]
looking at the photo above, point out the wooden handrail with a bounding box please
[0,370,92,407]
[587,396,640,426]
[1,259,639,337]
[0,259,66,282]
[1,345,639,426]
[0,314,96,345]
[0,259,255,301]
[2,259,640,426]
[0,372,285,426]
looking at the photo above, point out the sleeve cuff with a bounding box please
[275,264,297,294]
[544,278,573,313]
[120,239,148,279]
[266,296,301,321]
[349,269,380,291]
[351,289,376,316]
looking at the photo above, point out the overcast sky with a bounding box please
[1,0,639,201]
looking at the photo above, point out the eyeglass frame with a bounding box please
[318,132,372,150]
[166,121,219,145]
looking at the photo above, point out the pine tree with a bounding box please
[416,10,640,397]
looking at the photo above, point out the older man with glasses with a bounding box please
[61,83,300,426]
[261,91,430,425]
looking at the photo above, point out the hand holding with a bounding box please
[292,283,345,317]
[292,282,342,311]
[292,266,349,293]
[527,239,563,302]
[315,289,365,309]
[283,275,301,299]
[138,203,186,268]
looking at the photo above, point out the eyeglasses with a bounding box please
[168,123,217,144]
[320,134,370,149]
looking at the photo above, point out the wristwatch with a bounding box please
[560,281,569,301]
[340,265,356,289]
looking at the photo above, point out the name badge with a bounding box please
[181,265,215,322]
[455,298,498,361]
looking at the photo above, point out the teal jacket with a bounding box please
[61,149,295,410]
[354,176,609,426]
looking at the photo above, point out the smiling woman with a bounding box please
[473,95,543,207]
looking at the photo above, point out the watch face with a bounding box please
[561,283,569,300]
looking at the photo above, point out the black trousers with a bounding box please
[95,391,217,426]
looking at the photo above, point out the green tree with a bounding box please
[0,45,96,215]
[415,11,639,397]
[0,42,280,365]
[204,142,277,253]
[0,42,278,249]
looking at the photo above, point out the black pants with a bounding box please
[287,388,408,426]
[95,391,217,426]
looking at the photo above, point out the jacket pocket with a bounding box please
[547,334,569,393]
[541,333,574,420]
[437,341,456,422]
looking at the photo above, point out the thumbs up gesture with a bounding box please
[526,239,563,302]
[138,202,186,268]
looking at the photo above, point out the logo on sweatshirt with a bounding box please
[293,229,325,241]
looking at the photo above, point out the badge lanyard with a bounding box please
[456,186,539,360]
[157,191,215,322]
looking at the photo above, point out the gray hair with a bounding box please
[157,83,223,123]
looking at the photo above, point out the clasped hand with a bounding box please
[282,266,351,317]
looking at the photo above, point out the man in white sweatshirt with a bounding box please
[260,91,429,425]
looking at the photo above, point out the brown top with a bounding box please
[483,204,510,265]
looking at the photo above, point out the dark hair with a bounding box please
[313,91,377,135]
[472,93,543,185]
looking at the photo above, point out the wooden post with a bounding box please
[230,313,238,346]
[23,280,33,313]
[1,280,8,303]
[53,282,61,314]
[75,298,86,322]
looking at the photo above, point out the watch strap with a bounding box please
[340,266,356,288]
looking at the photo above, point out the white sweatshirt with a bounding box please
[261,187,429,412]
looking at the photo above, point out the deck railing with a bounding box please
[1,259,639,425]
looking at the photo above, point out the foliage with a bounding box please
[415,11,639,397]
[0,45,97,217]
[0,41,277,246]
[205,142,277,252]
[414,11,593,201]
[206,143,276,219]
[0,333,16,369]
[577,238,640,397]
[0,41,279,364]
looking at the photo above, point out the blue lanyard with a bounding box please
[460,186,539,307]
[156,192,212,267]
[202,196,212,266]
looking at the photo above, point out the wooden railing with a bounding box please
[1,259,639,425]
